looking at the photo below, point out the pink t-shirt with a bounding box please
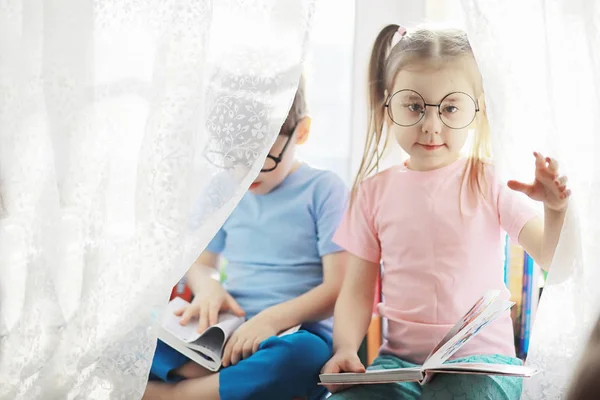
[334,158,538,364]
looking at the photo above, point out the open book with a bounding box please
[157,297,300,371]
[320,290,539,385]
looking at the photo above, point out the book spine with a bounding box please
[519,252,534,359]
[503,235,509,286]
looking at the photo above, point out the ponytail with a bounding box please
[351,24,400,204]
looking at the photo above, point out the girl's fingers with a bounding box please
[561,189,572,199]
[533,152,546,169]
[546,157,559,175]
[508,180,533,196]
[554,175,568,189]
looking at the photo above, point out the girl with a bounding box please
[322,25,571,399]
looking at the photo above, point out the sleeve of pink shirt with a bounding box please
[495,172,540,244]
[332,183,381,264]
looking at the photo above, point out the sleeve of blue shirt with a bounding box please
[314,172,349,257]
[205,227,226,254]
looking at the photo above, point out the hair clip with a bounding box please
[391,26,407,48]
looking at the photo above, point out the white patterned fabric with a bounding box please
[0,0,314,398]
[460,1,600,398]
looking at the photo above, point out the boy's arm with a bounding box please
[185,250,221,293]
[177,250,245,331]
[255,251,347,332]
[221,252,346,367]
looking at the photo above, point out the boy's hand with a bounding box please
[221,314,279,367]
[174,279,245,334]
[508,152,571,212]
[320,349,366,393]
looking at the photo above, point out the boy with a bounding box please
[144,76,348,400]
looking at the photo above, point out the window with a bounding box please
[298,0,356,184]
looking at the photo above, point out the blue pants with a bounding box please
[328,353,523,400]
[150,329,332,400]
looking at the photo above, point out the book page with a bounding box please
[161,297,245,344]
[187,328,225,356]
[320,367,423,385]
[157,326,220,372]
[424,290,501,364]
[423,295,513,369]
[278,324,301,337]
[428,362,539,378]
[213,313,245,340]
[161,297,202,343]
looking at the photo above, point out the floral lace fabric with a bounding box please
[0,0,314,398]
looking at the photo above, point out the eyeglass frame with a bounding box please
[384,89,480,130]
[260,126,295,172]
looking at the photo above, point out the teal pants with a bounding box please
[328,354,523,400]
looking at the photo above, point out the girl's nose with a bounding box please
[421,107,442,135]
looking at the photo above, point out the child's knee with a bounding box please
[422,374,523,400]
[219,331,331,399]
[261,331,331,376]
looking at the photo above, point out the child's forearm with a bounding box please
[257,283,340,332]
[186,261,221,294]
[332,276,374,353]
[541,205,567,269]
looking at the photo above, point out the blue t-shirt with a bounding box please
[206,163,348,339]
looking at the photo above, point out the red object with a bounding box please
[373,267,382,313]
[170,277,193,302]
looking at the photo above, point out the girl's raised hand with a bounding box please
[507,152,571,212]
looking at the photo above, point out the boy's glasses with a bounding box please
[385,90,480,129]
[261,131,294,172]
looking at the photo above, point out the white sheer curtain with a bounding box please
[461,0,600,398]
[0,0,314,398]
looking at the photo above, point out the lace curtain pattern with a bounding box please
[0,0,314,398]
[461,0,600,398]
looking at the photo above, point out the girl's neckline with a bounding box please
[398,158,467,177]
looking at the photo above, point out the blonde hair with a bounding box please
[353,24,492,203]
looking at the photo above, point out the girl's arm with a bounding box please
[320,253,379,393]
[508,152,571,271]
[332,253,380,353]
[517,208,566,271]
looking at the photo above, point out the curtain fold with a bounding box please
[0,0,315,398]
[461,0,600,398]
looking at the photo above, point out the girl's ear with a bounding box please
[295,116,311,145]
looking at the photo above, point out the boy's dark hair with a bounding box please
[567,316,600,399]
[279,74,307,137]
